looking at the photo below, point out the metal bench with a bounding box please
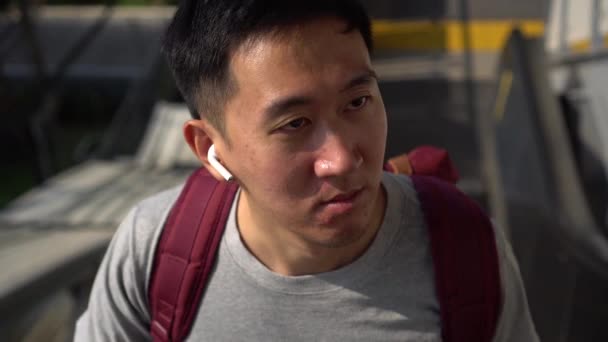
[0,101,197,339]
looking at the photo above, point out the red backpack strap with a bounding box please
[411,175,501,342]
[148,167,238,342]
[384,145,460,183]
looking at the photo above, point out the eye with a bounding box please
[280,117,310,131]
[346,96,369,111]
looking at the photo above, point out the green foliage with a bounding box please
[0,163,35,209]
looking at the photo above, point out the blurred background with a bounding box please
[1,0,608,341]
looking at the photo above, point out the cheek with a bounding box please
[360,105,388,161]
[241,149,317,202]
[272,153,319,201]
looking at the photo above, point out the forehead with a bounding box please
[228,18,372,99]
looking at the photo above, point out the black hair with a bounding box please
[162,0,372,131]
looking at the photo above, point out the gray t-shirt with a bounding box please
[74,173,539,341]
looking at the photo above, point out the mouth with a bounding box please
[317,188,364,219]
[322,188,363,204]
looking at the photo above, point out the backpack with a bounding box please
[148,146,501,342]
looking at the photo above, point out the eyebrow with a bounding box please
[340,69,378,92]
[263,68,378,120]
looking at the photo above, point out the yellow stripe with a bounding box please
[372,20,545,52]
[569,35,608,53]
[494,70,514,121]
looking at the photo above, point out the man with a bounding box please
[75,1,539,341]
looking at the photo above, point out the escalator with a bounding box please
[485,30,608,342]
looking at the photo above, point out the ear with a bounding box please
[183,119,228,182]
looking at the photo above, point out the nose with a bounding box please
[313,129,363,178]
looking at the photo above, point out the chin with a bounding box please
[306,184,382,248]
[308,220,370,249]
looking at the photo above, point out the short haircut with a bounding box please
[162,0,373,132]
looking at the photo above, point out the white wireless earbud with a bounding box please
[207,144,234,181]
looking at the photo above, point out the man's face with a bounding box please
[216,18,387,248]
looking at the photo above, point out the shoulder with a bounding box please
[492,223,540,341]
[74,185,185,340]
[385,171,538,340]
[96,184,185,302]
[130,185,184,239]
[120,184,184,285]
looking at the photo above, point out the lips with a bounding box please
[323,189,362,204]
[317,188,364,221]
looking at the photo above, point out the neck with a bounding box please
[236,185,387,276]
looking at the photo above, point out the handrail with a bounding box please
[552,48,608,66]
